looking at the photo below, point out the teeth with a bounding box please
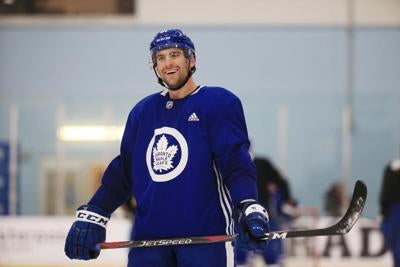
[166,69,178,74]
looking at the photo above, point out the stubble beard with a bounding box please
[162,62,192,91]
[164,70,191,91]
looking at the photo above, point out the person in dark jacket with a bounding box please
[380,159,400,267]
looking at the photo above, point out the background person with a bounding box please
[380,158,400,267]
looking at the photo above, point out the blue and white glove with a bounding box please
[236,200,270,251]
[64,204,110,260]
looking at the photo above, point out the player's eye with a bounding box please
[156,55,166,61]
[170,51,182,58]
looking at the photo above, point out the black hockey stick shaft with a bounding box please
[97,180,367,249]
[260,179,367,240]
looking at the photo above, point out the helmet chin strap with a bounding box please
[154,68,170,89]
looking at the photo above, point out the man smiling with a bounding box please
[65,29,270,267]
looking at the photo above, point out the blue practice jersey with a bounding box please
[89,86,257,240]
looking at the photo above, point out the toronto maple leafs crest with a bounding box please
[152,135,178,172]
[146,127,188,182]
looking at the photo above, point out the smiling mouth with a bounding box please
[165,69,178,75]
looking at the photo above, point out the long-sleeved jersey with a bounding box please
[89,86,257,240]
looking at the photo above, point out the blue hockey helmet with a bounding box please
[149,29,196,67]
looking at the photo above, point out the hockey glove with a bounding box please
[236,200,270,251]
[64,204,110,260]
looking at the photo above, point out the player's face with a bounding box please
[155,48,194,90]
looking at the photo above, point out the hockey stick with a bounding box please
[97,180,366,249]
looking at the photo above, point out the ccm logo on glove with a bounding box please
[76,210,109,228]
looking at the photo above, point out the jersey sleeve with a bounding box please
[207,90,258,207]
[88,108,138,214]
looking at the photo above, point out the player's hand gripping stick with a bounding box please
[64,204,110,260]
[236,200,270,251]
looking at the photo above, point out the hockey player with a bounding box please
[64,29,270,266]
[380,158,400,267]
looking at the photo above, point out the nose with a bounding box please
[164,56,175,68]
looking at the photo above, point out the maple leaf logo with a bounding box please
[152,135,178,172]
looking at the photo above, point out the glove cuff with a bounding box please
[238,200,269,222]
[76,204,111,229]
[244,203,269,219]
